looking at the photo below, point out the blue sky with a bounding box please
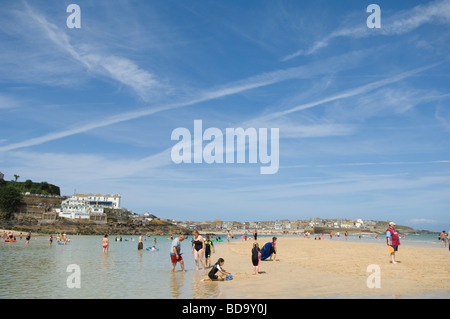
[1,0,449,231]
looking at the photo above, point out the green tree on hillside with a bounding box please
[0,185,23,219]
[24,179,33,190]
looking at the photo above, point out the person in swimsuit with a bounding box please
[138,234,144,250]
[201,258,230,281]
[25,232,31,245]
[251,242,261,275]
[102,234,109,253]
[192,230,206,271]
[204,235,215,268]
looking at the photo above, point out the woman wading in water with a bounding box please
[192,230,206,272]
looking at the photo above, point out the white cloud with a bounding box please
[0,50,366,152]
[21,2,163,102]
[282,0,450,60]
[435,104,450,131]
[254,63,440,122]
[0,94,22,110]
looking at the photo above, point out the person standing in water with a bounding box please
[102,234,109,253]
[204,235,215,268]
[25,231,31,245]
[192,230,206,272]
[138,234,144,250]
[170,234,185,272]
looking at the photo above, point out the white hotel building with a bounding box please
[59,193,121,219]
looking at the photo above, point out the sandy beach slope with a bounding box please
[211,237,450,298]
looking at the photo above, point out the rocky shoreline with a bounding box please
[0,219,193,236]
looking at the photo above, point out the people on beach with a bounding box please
[102,234,109,253]
[386,222,400,264]
[204,235,215,268]
[269,237,277,261]
[448,231,450,252]
[253,230,258,241]
[227,230,232,243]
[192,230,206,271]
[251,242,261,275]
[49,234,53,246]
[439,231,447,248]
[170,234,185,272]
[201,258,231,281]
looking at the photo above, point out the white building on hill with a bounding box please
[59,193,121,219]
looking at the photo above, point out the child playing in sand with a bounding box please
[251,242,261,275]
[201,258,231,281]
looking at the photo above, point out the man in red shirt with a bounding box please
[386,222,400,264]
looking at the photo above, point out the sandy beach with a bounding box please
[212,237,450,298]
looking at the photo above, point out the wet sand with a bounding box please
[211,237,450,298]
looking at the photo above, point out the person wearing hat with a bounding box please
[386,222,400,264]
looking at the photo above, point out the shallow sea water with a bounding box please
[1,233,447,299]
[0,235,225,299]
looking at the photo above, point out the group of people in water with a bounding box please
[98,229,279,281]
[2,230,71,246]
[2,231,32,244]
[169,230,278,281]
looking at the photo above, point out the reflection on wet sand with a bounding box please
[170,271,185,298]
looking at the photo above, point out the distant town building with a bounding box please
[59,193,121,219]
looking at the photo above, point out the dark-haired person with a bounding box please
[201,258,230,281]
[269,237,277,261]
